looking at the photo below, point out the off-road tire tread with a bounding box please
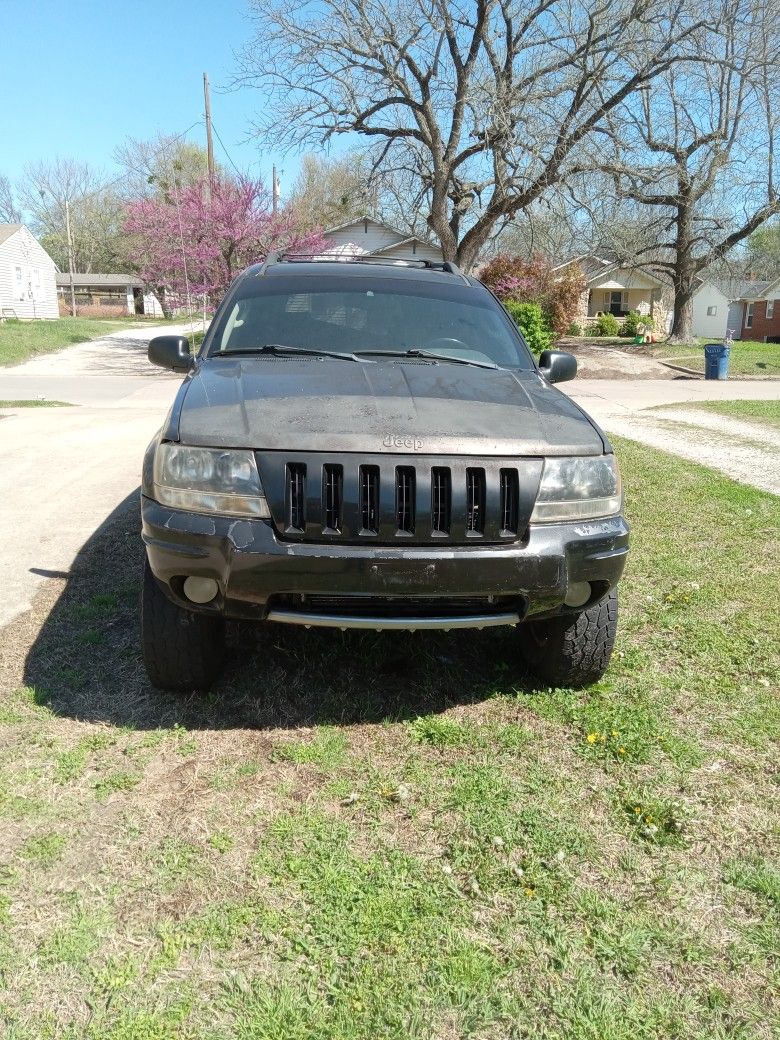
[141,558,225,691]
[520,589,618,688]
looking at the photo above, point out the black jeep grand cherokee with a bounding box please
[141,256,628,691]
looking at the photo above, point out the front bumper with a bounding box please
[141,496,629,627]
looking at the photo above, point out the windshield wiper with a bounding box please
[354,348,497,370]
[218,344,364,362]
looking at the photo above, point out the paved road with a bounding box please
[0,326,187,627]
[0,328,777,629]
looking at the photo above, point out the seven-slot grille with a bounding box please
[266,454,541,544]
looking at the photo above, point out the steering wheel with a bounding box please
[427,337,470,352]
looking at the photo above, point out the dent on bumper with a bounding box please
[141,496,629,621]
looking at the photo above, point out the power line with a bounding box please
[212,122,243,179]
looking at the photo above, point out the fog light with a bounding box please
[564,581,591,608]
[183,576,219,604]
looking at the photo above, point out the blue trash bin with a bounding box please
[704,343,731,380]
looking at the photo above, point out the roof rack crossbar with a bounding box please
[256,252,468,279]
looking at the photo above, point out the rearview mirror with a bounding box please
[538,349,577,384]
[148,335,194,372]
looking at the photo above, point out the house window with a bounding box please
[767,299,775,319]
[608,291,624,316]
[745,303,754,329]
[15,266,23,300]
[707,305,717,316]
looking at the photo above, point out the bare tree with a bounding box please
[598,1,780,341]
[113,133,213,203]
[18,158,126,272]
[0,175,21,224]
[236,0,711,271]
[287,152,375,230]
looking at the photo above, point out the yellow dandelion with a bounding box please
[633,807,641,814]
[524,887,535,897]
[600,733,607,743]
[618,747,626,754]
[611,729,619,737]
[586,733,597,744]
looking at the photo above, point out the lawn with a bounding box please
[651,339,780,378]
[0,400,74,409]
[0,441,778,1038]
[659,398,780,431]
[0,318,157,366]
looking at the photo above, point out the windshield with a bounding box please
[207,273,533,369]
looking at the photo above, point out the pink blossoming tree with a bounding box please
[123,175,325,314]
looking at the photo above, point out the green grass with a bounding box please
[0,399,74,408]
[0,441,778,1037]
[0,317,140,366]
[652,338,780,377]
[657,397,780,430]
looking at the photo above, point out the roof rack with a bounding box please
[258,252,468,281]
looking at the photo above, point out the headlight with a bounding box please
[153,444,270,518]
[530,455,622,523]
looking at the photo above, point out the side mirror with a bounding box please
[148,335,194,372]
[538,349,577,384]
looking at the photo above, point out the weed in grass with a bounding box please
[273,726,349,768]
[207,830,235,854]
[94,771,140,799]
[724,855,780,909]
[409,714,477,748]
[621,792,690,847]
[38,905,108,966]
[155,837,202,889]
[20,833,66,867]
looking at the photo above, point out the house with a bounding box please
[703,277,780,341]
[554,255,671,329]
[0,224,58,319]
[690,280,731,339]
[55,273,163,317]
[322,216,444,263]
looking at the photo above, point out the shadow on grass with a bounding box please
[24,492,534,731]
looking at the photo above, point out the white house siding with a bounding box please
[691,282,729,340]
[322,218,407,254]
[0,226,58,319]
[377,241,444,263]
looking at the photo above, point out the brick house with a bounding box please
[735,277,780,341]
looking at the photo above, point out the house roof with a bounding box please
[709,276,780,301]
[0,224,23,247]
[323,215,406,238]
[371,236,442,256]
[55,272,144,289]
[322,215,442,257]
[552,253,663,287]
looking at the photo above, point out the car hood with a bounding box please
[173,356,606,456]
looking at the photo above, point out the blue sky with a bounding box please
[0,0,308,197]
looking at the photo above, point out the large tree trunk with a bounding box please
[668,275,696,343]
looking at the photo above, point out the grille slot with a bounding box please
[286,463,306,532]
[500,468,519,536]
[322,464,343,533]
[466,468,486,535]
[431,467,451,536]
[396,467,416,534]
[359,465,379,535]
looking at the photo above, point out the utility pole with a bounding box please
[64,199,76,318]
[272,165,279,215]
[203,72,215,193]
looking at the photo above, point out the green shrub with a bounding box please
[567,320,582,336]
[504,301,553,356]
[620,311,647,337]
[593,312,619,337]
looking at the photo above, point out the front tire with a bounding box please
[141,558,226,692]
[519,589,618,688]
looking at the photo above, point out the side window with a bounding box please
[767,299,775,320]
[15,265,23,300]
[707,305,717,317]
[745,303,754,329]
